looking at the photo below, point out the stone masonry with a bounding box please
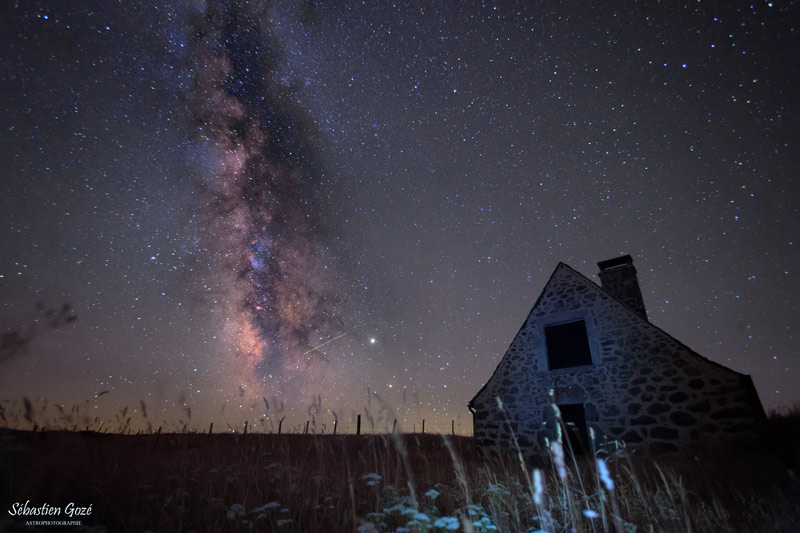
[468,257,766,463]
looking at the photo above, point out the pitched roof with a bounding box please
[468,261,752,410]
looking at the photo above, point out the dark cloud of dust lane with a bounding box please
[187,1,344,394]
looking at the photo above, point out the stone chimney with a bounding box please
[597,255,647,320]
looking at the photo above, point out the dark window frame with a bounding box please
[544,319,593,370]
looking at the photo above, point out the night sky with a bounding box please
[1,0,798,434]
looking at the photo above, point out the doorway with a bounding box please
[558,403,590,455]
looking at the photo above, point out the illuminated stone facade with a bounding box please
[468,258,765,462]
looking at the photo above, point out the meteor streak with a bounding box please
[303,333,348,355]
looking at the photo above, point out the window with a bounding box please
[558,403,590,456]
[545,319,592,369]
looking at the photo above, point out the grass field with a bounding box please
[1,407,799,532]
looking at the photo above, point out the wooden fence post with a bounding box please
[392,419,397,434]
[357,414,361,435]
[278,416,284,435]
[452,420,454,435]
[208,422,213,436]
[422,419,425,434]
[304,420,309,434]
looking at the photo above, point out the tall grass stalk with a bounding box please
[1,402,800,531]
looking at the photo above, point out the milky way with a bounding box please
[188,2,343,397]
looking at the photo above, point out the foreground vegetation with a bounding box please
[1,407,799,533]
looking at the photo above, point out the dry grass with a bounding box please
[1,409,799,532]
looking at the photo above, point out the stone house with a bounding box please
[468,255,766,461]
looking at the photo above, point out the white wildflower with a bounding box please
[583,509,599,519]
[473,515,497,530]
[383,503,409,514]
[424,488,440,500]
[362,472,383,486]
[251,502,281,513]
[227,503,246,520]
[433,516,460,530]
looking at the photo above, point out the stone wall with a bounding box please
[470,263,765,463]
